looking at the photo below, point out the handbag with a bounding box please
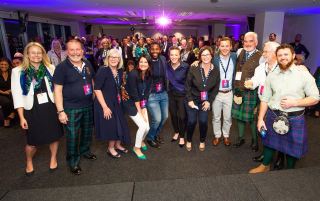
[272,111,290,135]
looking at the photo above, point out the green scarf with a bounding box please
[21,63,50,95]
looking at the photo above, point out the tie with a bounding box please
[245,52,250,61]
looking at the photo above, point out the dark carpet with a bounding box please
[0,115,320,200]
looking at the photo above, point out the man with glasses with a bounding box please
[232,32,262,152]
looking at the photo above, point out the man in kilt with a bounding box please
[249,44,319,173]
[232,32,262,151]
[53,39,97,175]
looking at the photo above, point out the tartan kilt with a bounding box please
[262,109,307,159]
[232,90,258,122]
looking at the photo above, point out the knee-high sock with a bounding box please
[286,155,297,169]
[250,121,257,144]
[237,120,245,139]
[262,146,274,166]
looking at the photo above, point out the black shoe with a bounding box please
[147,139,160,148]
[233,139,245,148]
[70,166,81,175]
[251,143,259,152]
[155,136,164,144]
[49,166,58,173]
[25,170,35,177]
[107,151,121,159]
[273,152,284,170]
[83,153,97,160]
[252,154,264,162]
[116,148,129,154]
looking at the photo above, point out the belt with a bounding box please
[219,90,232,93]
[272,110,305,117]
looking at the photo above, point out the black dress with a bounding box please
[94,67,130,144]
[24,79,63,145]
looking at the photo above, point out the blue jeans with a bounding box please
[186,102,209,143]
[146,91,169,140]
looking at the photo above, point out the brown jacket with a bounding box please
[234,49,262,91]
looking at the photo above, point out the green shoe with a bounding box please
[132,148,147,160]
[141,145,148,151]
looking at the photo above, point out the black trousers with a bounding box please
[0,95,14,118]
[169,93,186,138]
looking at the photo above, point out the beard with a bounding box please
[279,59,294,70]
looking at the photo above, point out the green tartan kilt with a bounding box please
[232,89,258,122]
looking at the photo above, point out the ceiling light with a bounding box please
[156,16,172,26]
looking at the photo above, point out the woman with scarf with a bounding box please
[11,42,63,176]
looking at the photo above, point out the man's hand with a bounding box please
[280,97,297,109]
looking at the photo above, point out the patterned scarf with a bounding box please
[20,63,53,95]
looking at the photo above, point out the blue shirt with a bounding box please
[167,62,189,95]
[218,55,234,91]
[53,58,95,109]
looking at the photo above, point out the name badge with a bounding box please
[117,93,121,104]
[200,91,208,101]
[155,83,163,92]
[235,72,242,81]
[221,79,230,88]
[259,85,264,95]
[37,92,49,104]
[83,84,92,96]
[140,99,147,108]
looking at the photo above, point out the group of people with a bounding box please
[1,30,319,177]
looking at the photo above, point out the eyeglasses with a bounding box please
[29,52,43,55]
[201,54,211,57]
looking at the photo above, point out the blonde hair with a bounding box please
[104,49,123,69]
[22,42,52,70]
[51,39,62,51]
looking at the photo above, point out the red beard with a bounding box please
[279,59,294,70]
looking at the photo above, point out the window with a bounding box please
[54,24,62,39]
[3,19,24,58]
[27,21,39,42]
[42,23,53,51]
[65,26,72,40]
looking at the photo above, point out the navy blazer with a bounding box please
[212,52,237,89]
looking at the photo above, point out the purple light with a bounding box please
[156,16,172,26]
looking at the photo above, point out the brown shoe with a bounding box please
[223,137,231,146]
[212,138,220,146]
[249,164,270,174]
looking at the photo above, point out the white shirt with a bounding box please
[251,62,278,99]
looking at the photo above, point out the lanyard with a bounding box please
[200,66,212,88]
[219,56,231,79]
[141,79,146,96]
[113,71,120,91]
[74,65,87,83]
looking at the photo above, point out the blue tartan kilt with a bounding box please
[262,109,307,159]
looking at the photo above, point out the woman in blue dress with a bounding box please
[94,49,130,158]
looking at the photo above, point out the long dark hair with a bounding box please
[136,55,152,80]
[0,57,12,73]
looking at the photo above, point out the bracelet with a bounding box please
[57,110,64,114]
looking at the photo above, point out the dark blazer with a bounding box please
[122,45,133,61]
[212,52,237,89]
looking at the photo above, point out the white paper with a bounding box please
[235,72,242,81]
[37,92,49,104]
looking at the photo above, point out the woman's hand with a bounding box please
[202,101,210,111]
[103,106,112,120]
[20,118,28,129]
[58,112,69,124]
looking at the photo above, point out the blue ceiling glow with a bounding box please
[226,24,240,40]
[287,7,320,15]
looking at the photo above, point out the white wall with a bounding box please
[282,14,320,73]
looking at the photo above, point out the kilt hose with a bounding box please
[232,89,258,122]
[64,106,93,168]
[262,109,307,159]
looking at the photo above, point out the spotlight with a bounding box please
[156,16,171,26]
